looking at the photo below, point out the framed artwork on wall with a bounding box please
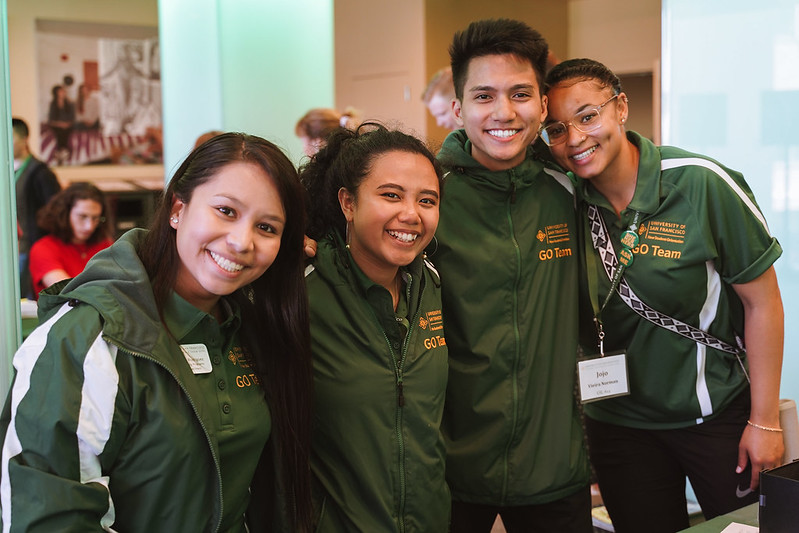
[36,20,162,168]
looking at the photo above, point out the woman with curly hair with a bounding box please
[29,182,113,296]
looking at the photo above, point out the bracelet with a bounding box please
[747,420,783,433]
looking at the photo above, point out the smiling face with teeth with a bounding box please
[545,79,629,186]
[453,53,547,171]
[170,161,286,314]
[338,150,440,287]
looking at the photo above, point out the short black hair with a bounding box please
[12,117,29,138]
[449,18,549,100]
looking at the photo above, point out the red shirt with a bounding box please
[29,235,113,297]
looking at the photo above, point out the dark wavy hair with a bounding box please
[299,122,444,242]
[545,57,623,95]
[139,132,313,531]
[36,182,112,244]
[449,18,549,100]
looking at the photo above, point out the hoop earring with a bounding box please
[424,235,439,258]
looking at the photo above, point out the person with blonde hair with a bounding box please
[422,66,458,131]
[295,107,361,156]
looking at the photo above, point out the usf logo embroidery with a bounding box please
[422,309,446,350]
[537,222,574,262]
[422,309,444,331]
[228,346,253,368]
[629,220,685,260]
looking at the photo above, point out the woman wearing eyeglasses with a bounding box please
[542,58,785,533]
[28,182,114,297]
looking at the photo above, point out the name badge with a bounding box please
[180,344,213,374]
[577,352,630,403]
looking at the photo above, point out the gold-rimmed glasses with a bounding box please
[540,94,619,146]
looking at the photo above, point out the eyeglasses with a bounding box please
[75,214,106,224]
[540,94,619,146]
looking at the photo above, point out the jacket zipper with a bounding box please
[104,337,224,533]
[502,171,523,505]
[377,277,424,533]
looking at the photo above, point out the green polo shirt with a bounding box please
[163,292,271,532]
[580,131,782,429]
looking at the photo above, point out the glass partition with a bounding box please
[662,0,799,400]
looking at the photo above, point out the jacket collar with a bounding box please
[437,129,553,192]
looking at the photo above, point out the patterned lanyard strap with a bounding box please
[585,203,744,358]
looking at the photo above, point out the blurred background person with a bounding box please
[12,117,62,299]
[295,106,361,157]
[48,84,76,164]
[422,66,458,131]
[194,129,224,149]
[75,83,101,130]
[29,182,113,297]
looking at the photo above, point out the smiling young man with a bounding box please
[432,19,592,533]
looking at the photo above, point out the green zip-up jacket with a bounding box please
[0,229,289,532]
[434,130,590,506]
[307,236,450,532]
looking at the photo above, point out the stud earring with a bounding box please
[171,216,178,224]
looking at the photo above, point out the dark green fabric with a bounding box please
[0,229,285,532]
[434,130,590,506]
[307,235,450,532]
[579,131,782,429]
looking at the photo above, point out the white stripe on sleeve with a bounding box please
[661,157,771,235]
[1,303,73,533]
[78,336,120,531]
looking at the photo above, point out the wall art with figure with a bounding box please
[37,24,162,167]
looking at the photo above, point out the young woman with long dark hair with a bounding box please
[1,132,314,532]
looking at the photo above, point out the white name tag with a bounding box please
[577,352,630,403]
[180,344,213,374]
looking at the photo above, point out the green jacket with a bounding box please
[307,236,450,532]
[0,229,288,532]
[434,130,590,506]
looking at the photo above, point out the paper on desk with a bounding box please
[720,523,758,533]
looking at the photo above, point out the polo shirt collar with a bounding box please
[162,291,240,342]
[624,130,661,216]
